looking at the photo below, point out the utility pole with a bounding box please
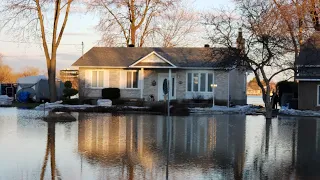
[82,42,84,60]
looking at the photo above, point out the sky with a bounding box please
[0,0,234,73]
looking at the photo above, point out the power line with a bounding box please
[0,39,81,46]
[3,51,82,58]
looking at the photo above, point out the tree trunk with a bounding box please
[264,91,273,119]
[48,122,56,180]
[49,54,57,102]
[265,103,273,119]
[131,27,136,46]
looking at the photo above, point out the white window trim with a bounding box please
[88,70,109,89]
[121,70,140,89]
[186,71,214,93]
[317,85,320,106]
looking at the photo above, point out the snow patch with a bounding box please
[34,101,149,111]
[279,109,320,117]
[0,95,13,106]
[35,101,95,111]
[190,105,261,114]
[97,99,112,107]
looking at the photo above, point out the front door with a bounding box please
[158,73,176,101]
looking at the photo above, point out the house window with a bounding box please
[193,73,199,92]
[126,71,139,88]
[187,73,192,91]
[92,70,104,88]
[200,73,206,92]
[208,73,213,92]
[187,72,214,92]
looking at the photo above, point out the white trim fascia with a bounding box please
[297,79,320,81]
[130,66,177,69]
[74,66,128,69]
[75,66,237,70]
[297,65,320,67]
[129,51,177,68]
[181,67,235,70]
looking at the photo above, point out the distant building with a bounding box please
[59,69,79,89]
[247,87,261,96]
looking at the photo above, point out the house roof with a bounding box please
[72,47,238,68]
[297,31,320,66]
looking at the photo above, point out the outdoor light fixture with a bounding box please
[152,80,157,86]
[212,83,218,107]
[211,84,218,88]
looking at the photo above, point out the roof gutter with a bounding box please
[296,79,320,81]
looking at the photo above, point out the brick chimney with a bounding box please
[236,28,245,55]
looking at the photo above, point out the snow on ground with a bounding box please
[0,95,14,106]
[189,105,262,115]
[279,108,320,117]
[35,101,149,111]
[35,101,96,111]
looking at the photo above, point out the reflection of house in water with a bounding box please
[77,114,247,179]
[243,117,320,180]
[296,118,320,178]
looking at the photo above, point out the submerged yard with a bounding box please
[0,107,319,179]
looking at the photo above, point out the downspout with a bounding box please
[168,69,172,116]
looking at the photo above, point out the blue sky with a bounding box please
[0,0,234,72]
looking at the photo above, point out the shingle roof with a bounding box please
[297,31,320,66]
[72,47,237,68]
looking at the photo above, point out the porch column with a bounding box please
[168,69,172,99]
[168,68,172,117]
[228,70,230,108]
[212,70,215,107]
[140,68,144,99]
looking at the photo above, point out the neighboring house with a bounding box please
[296,31,320,110]
[72,46,247,105]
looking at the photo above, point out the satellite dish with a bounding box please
[163,79,168,95]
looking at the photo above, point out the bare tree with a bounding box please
[149,4,200,47]
[0,55,14,83]
[89,0,181,47]
[203,1,295,118]
[0,0,75,102]
[19,67,41,77]
[271,0,320,78]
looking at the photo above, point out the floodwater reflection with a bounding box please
[0,108,320,179]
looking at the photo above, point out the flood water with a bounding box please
[0,108,320,180]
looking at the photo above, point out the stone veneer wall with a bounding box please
[175,70,187,100]
[214,71,229,103]
[143,70,158,100]
[229,69,247,105]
